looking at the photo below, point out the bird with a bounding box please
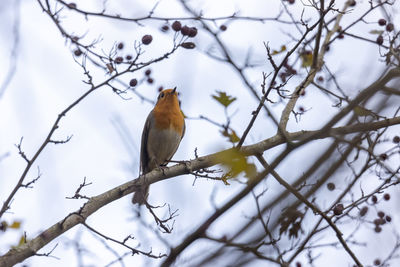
[132,87,185,205]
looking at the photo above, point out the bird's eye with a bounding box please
[159,92,165,99]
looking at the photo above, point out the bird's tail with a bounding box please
[132,185,149,205]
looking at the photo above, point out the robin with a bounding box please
[132,87,185,205]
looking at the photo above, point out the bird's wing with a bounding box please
[140,110,154,174]
[181,118,186,140]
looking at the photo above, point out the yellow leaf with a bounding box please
[221,173,231,185]
[216,149,256,179]
[18,235,26,246]
[9,221,21,229]
[353,106,374,117]
[229,130,240,143]
[271,45,287,55]
[300,51,313,68]
[221,129,241,143]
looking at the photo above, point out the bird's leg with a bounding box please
[157,164,169,176]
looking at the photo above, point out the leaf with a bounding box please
[300,51,313,68]
[221,173,231,185]
[278,208,304,239]
[212,91,237,108]
[221,129,240,143]
[106,63,114,73]
[271,45,287,55]
[12,234,28,248]
[215,149,255,179]
[9,221,22,229]
[353,106,374,117]
[244,163,257,179]
[369,30,384,35]
[18,235,26,246]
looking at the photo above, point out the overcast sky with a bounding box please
[1,0,400,266]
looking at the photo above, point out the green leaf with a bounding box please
[212,91,237,108]
[369,30,384,35]
[353,106,374,117]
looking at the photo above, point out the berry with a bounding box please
[327,182,335,191]
[125,55,132,60]
[359,206,368,217]
[145,69,151,76]
[129,79,137,87]
[188,27,198,37]
[393,136,400,143]
[386,215,392,222]
[374,226,382,233]
[338,33,344,39]
[378,19,387,26]
[115,56,123,64]
[147,78,154,84]
[67,2,76,8]
[371,195,378,204]
[374,259,381,266]
[298,106,305,112]
[383,193,390,201]
[142,35,153,45]
[317,76,324,82]
[74,49,82,57]
[172,21,182,31]
[374,218,384,225]
[181,26,191,36]
[386,23,394,32]
[220,25,227,31]
[376,35,384,46]
[161,24,169,32]
[158,86,164,92]
[349,0,356,6]
[72,36,79,42]
[181,42,196,49]
[333,204,344,215]
[288,0,295,4]
[295,262,301,267]
[117,42,124,49]
[380,153,387,160]
[378,211,385,218]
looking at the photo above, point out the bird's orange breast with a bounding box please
[153,97,184,135]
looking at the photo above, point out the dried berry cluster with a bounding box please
[376,18,395,45]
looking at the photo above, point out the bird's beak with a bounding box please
[172,87,177,94]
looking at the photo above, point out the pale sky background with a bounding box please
[1,0,400,266]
